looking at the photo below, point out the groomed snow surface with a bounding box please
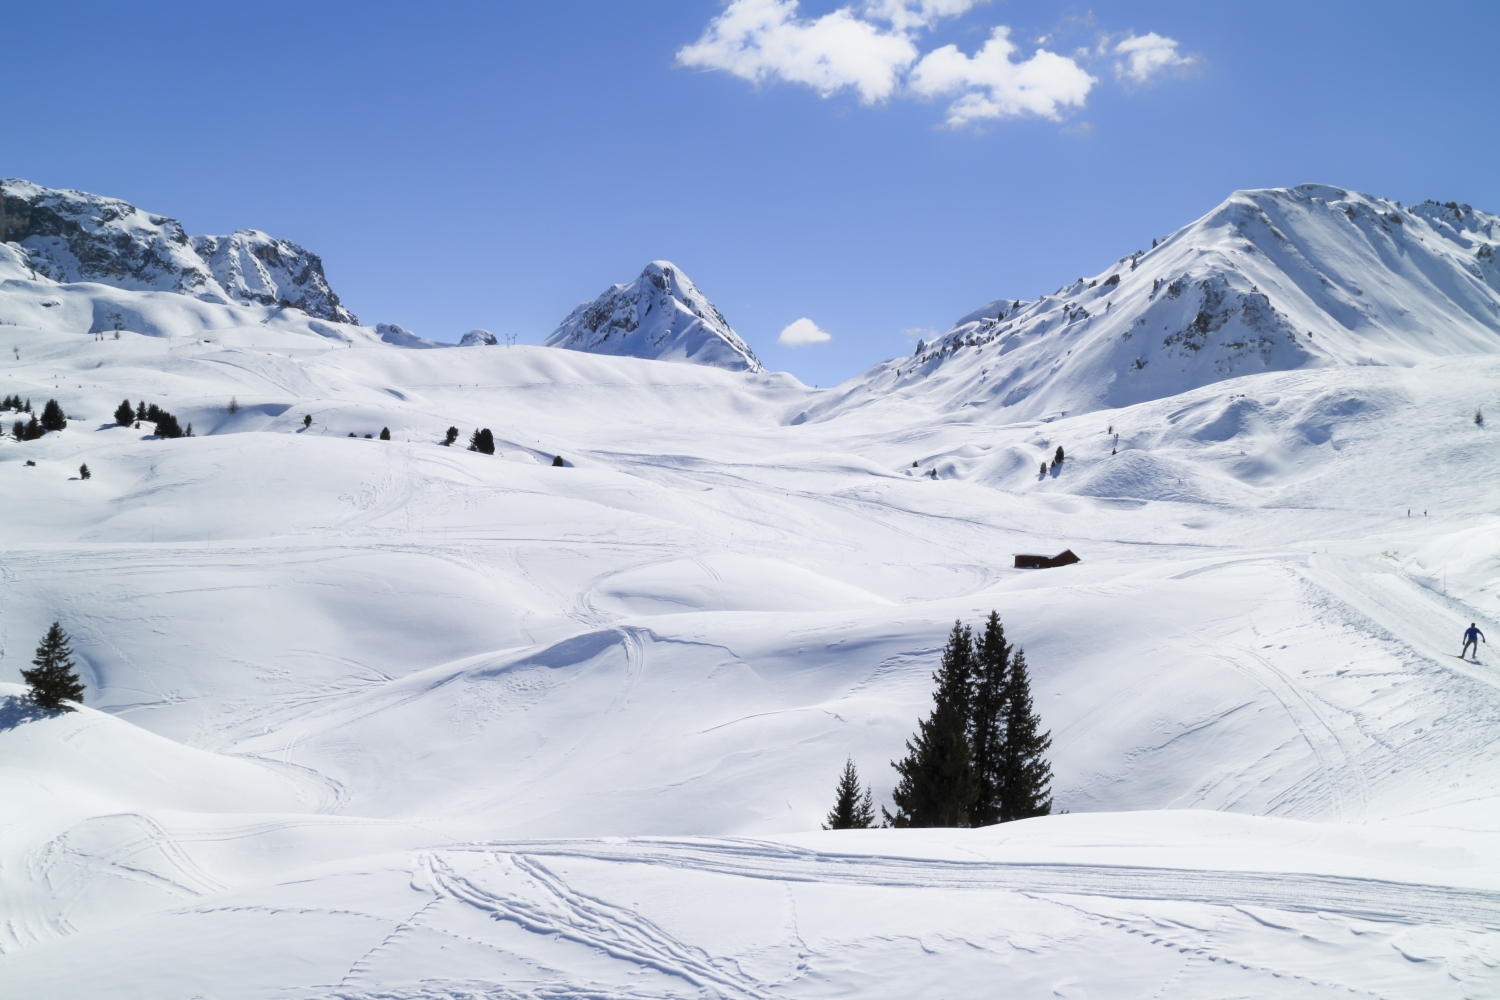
[4,189,1500,996]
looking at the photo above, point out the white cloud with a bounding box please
[1113,32,1194,84]
[676,0,920,104]
[864,0,982,33]
[778,317,833,346]
[910,27,1096,126]
[679,3,1185,127]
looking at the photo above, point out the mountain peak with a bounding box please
[818,183,1500,422]
[544,261,763,373]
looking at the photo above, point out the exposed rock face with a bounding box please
[0,179,356,324]
[459,329,498,346]
[545,261,763,373]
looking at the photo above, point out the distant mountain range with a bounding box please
[4,179,1498,420]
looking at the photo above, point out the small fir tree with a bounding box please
[379,427,391,441]
[999,648,1053,821]
[228,396,240,415]
[79,463,91,480]
[968,611,1011,827]
[823,758,876,829]
[1054,445,1065,464]
[552,455,565,467]
[1039,462,1047,476]
[22,622,86,713]
[1477,408,1485,427]
[136,401,147,421]
[303,414,312,428]
[468,428,495,454]
[154,412,183,438]
[114,399,134,426]
[40,399,66,432]
[885,621,978,828]
[443,426,459,446]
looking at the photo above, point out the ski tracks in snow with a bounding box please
[420,850,778,1000]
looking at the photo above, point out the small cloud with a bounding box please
[778,317,833,346]
[1061,120,1094,137]
[902,326,938,340]
[1113,32,1195,85]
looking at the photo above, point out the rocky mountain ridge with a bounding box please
[812,184,1500,422]
[0,179,356,324]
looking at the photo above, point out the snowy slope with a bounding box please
[545,260,765,371]
[814,184,1500,423]
[2,183,1500,997]
[0,178,356,323]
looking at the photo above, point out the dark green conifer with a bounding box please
[885,621,978,828]
[968,611,1011,827]
[443,426,458,446]
[552,455,565,467]
[79,463,90,480]
[1054,445,1065,464]
[40,399,66,432]
[114,399,134,426]
[22,622,85,713]
[999,648,1053,821]
[823,758,876,829]
[468,428,495,454]
[303,414,313,428]
[379,427,390,441]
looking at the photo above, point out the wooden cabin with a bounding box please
[1014,549,1080,569]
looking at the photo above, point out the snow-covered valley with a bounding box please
[2,180,1499,998]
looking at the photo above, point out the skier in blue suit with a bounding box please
[1461,624,1485,661]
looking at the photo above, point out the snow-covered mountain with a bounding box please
[0,178,356,324]
[545,260,764,372]
[459,328,498,346]
[816,185,1500,422]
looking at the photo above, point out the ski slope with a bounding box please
[2,184,1500,997]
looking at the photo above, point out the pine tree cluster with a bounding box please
[135,401,191,438]
[885,612,1052,828]
[22,622,86,713]
[12,398,62,440]
[468,428,495,454]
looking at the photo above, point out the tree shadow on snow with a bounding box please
[0,694,49,731]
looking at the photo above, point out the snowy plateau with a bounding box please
[0,178,1499,999]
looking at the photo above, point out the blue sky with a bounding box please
[6,1,1496,385]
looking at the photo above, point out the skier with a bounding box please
[1461,623,1485,661]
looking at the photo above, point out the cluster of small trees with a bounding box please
[115,399,190,438]
[1039,446,1065,476]
[1,395,31,412]
[13,398,66,440]
[20,622,86,713]
[825,612,1052,830]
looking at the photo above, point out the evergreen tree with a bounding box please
[22,622,85,713]
[114,399,134,426]
[136,401,147,421]
[823,757,876,829]
[79,463,91,480]
[40,399,66,432]
[968,611,1011,827]
[443,426,458,446]
[228,396,240,415]
[468,428,495,454]
[1054,445,1065,464]
[154,412,183,438]
[303,414,313,428]
[885,621,978,827]
[999,648,1053,821]
[552,455,565,467]
[379,427,391,440]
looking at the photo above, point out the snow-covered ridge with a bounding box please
[545,260,764,372]
[0,178,356,324]
[818,184,1500,422]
